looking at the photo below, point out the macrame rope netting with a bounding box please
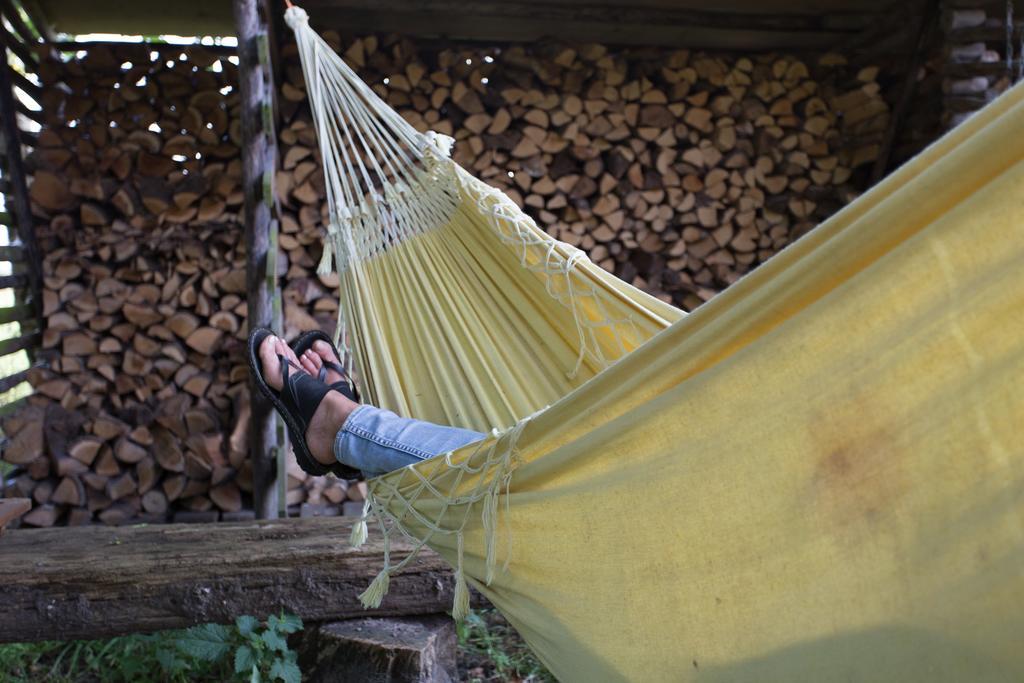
[349,411,538,620]
[285,4,671,617]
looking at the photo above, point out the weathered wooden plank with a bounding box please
[8,69,42,104]
[0,24,38,70]
[14,100,42,124]
[947,22,1024,44]
[0,517,456,643]
[0,244,26,261]
[0,395,26,416]
[31,0,892,48]
[45,39,235,54]
[0,366,29,393]
[0,273,28,289]
[0,302,34,323]
[299,0,869,50]
[0,331,39,356]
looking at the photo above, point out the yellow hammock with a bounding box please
[285,7,1024,681]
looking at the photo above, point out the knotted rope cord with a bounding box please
[455,165,643,373]
[288,4,643,378]
[287,3,652,616]
[351,413,536,620]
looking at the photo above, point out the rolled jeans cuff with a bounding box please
[334,404,485,479]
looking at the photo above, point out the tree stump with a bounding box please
[299,615,457,683]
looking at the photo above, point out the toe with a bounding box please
[312,340,340,364]
[312,340,344,384]
[259,335,284,391]
[300,349,320,376]
[282,339,305,372]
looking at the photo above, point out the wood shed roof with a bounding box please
[33,0,898,50]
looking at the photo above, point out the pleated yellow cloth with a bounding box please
[286,7,1024,680]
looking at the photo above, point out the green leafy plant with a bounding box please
[0,613,303,683]
[170,613,302,683]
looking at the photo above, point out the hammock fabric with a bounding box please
[285,7,1023,681]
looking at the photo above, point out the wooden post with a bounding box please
[869,0,938,185]
[234,0,281,519]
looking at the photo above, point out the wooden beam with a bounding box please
[0,302,34,323]
[0,517,457,643]
[234,0,281,520]
[0,365,29,392]
[45,40,236,55]
[0,244,27,262]
[0,273,28,289]
[297,0,874,49]
[0,24,37,70]
[31,0,893,49]
[8,68,41,104]
[0,331,39,356]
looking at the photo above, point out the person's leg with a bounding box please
[334,404,485,478]
[297,339,485,477]
[260,335,485,478]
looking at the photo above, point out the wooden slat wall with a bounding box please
[0,0,45,417]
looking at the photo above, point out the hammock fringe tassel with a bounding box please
[347,412,536,619]
[316,240,333,277]
[349,500,369,548]
[452,534,471,622]
[358,569,390,609]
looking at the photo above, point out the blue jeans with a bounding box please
[334,404,485,478]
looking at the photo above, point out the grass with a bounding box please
[0,609,552,683]
[0,634,189,683]
[457,609,555,683]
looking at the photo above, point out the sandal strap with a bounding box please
[315,360,352,383]
[278,354,331,427]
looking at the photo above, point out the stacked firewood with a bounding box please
[1,44,350,526]
[275,32,890,310]
[4,32,894,526]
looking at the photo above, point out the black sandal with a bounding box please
[247,327,360,478]
[291,329,360,402]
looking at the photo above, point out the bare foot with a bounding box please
[257,334,305,390]
[258,334,357,468]
[299,340,347,385]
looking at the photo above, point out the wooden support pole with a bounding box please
[0,518,457,643]
[234,0,281,519]
[870,0,938,185]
